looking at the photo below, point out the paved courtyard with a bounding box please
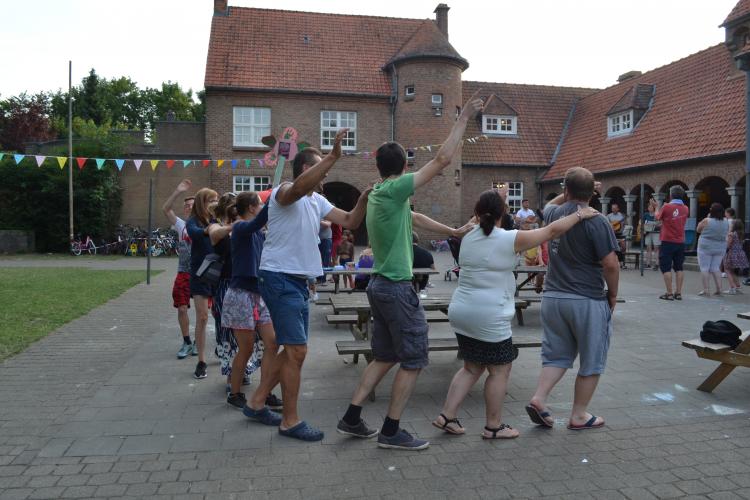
[1,252,750,500]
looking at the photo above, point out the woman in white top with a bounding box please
[432,188,598,439]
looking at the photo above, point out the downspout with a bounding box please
[389,65,398,141]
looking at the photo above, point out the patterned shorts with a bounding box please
[221,287,271,331]
[172,272,191,308]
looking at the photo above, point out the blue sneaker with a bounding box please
[243,406,282,426]
[377,429,429,450]
[191,343,198,356]
[177,343,192,359]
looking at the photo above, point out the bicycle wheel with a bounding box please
[87,240,97,255]
[151,244,163,257]
[70,242,82,256]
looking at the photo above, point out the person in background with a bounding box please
[656,186,689,301]
[337,230,356,289]
[162,179,196,359]
[607,203,626,269]
[641,198,661,271]
[412,231,435,295]
[514,199,537,227]
[354,244,374,291]
[696,202,729,297]
[317,219,333,285]
[724,219,748,295]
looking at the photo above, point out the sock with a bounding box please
[381,417,399,437]
[342,404,362,426]
[183,336,192,345]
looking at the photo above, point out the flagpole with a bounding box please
[68,61,74,244]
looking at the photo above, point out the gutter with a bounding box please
[205,86,391,100]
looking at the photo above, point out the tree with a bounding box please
[0,93,55,151]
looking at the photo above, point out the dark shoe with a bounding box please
[377,428,429,450]
[278,420,324,441]
[242,376,251,386]
[337,418,378,439]
[243,406,282,426]
[265,393,283,410]
[227,392,247,410]
[193,361,207,379]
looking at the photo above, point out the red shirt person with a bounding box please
[655,185,689,300]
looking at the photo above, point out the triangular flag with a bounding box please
[35,155,46,167]
[0,153,4,162]
[183,160,191,168]
[166,159,175,169]
[14,154,24,165]
[95,158,105,170]
[76,157,87,170]
[426,145,432,152]
[202,160,210,168]
[244,159,251,168]
[115,159,125,171]
[258,159,264,168]
[150,160,159,171]
[57,157,67,169]
[134,159,142,171]
[217,159,224,168]
[231,159,237,169]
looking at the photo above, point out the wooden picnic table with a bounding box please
[323,267,439,294]
[514,265,547,296]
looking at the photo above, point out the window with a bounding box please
[406,149,415,166]
[607,110,633,137]
[405,85,415,96]
[431,94,443,105]
[233,107,271,147]
[483,115,517,135]
[233,175,271,193]
[320,111,356,150]
[493,181,523,212]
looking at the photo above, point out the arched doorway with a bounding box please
[629,184,655,245]
[695,176,730,220]
[323,181,367,245]
[659,180,689,200]
[604,187,625,214]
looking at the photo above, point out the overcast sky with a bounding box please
[1,0,739,99]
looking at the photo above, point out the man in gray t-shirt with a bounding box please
[525,167,620,431]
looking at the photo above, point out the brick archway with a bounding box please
[695,176,730,220]
[323,181,367,245]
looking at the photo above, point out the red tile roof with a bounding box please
[723,0,750,26]
[205,7,462,96]
[606,84,655,115]
[461,82,597,167]
[482,94,518,116]
[545,44,745,181]
[387,19,468,69]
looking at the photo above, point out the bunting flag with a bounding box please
[14,154,24,165]
[134,159,142,171]
[0,153,4,162]
[95,158,105,170]
[57,157,67,169]
[244,159,251,168]
[150,160,159,171]
[258,159,264,168]
[217,159,224,168]
[76,157,87,170]
[35,155,45,167]
[231,159,237,169]
[202,160,210,168]
[115,159,125,171]
[183,160,191,168]
[166,159,175,169]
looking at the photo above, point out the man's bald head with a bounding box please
[563,167,595,202]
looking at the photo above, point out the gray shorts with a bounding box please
[540,296,612,376]
[367,275,429,370]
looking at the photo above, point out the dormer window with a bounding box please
[607,110,633,137]
[482,115,516,135]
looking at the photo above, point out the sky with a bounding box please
[0,0,740,99]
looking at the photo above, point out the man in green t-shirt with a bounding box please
[336,90,484,451]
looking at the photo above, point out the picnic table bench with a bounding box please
[323,267,438,294]
[681,312,750,392]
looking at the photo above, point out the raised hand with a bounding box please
[459,88,484,121]
[331,128,350,159]
[176,179,192,193]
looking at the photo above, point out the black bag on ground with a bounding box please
[700,320,742,349]
[196,253,223,287]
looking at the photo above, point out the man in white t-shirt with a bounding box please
[514,199,537,227]
[256,130,370,442]
[162,179,195,359]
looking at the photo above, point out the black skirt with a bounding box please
[455,333,518,365]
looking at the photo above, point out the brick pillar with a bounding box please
[685,189,701,219]
[726,186,741,213]
[623,194,637,229]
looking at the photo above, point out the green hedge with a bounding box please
[0,142,122,252]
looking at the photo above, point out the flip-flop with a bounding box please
[482,424,519,439]
[278,420,324,441]
[567,415,605,430]
[525,404,554,428]
[431,413,465,435]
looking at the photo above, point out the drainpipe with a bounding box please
[389,66,398,142]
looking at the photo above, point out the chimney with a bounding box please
[617,70,642,83]
[434,4,449,39]
[214,0,228,16]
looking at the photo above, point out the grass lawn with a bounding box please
[0,267,161,361]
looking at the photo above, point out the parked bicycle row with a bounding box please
[69,227,178,256]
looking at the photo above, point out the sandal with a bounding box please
[525,404,554,428]
[431,413,465,435]
[659,293,674,301]
[567,415,605,430]
[482,424,519,439]
[673,293,682,301]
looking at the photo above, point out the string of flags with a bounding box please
[0,135,488,172]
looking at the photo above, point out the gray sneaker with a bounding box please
[191,343,198,356]
[177,343,192,359]
[377,429,429,450]
[337,419,378,438]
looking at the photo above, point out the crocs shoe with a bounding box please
[278,421,324,441]
[242,406,282,426]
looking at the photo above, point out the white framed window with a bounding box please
[483,115,517,135]
[406,149,415,166]
[320,111,356,150]
[233,175,271,193]
[431,94,443,105]
[492,180,523,212]
[607,110,633,137]
[405,85,415,96]
[233,107,271,147]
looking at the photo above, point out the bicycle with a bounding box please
[70,234,97,256]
